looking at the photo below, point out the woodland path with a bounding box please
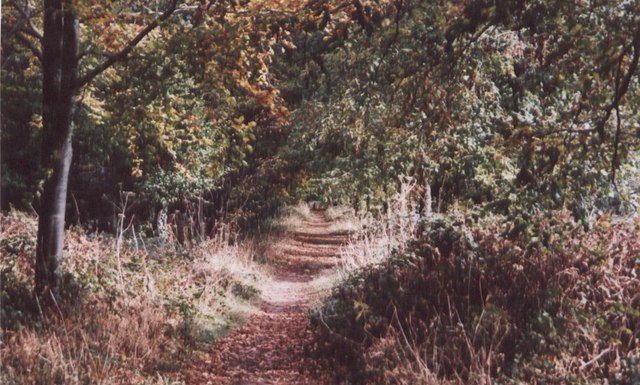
[187,210,348,384]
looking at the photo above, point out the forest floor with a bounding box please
[185,210,348,384]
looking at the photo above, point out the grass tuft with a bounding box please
[0,210,269,384]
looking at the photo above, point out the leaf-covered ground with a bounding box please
[185,210,348,384]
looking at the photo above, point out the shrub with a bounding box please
[312,213,640,384]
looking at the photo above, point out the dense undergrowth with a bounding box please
[0,211,267,384]
[312,207,640,384]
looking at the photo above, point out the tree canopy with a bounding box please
[2,0,639,274]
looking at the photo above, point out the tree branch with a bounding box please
[14,30,43,61]
[8,0,43,40]
[76,0,181,89]
[596,27,640,141]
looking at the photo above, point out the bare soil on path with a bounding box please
[186,210,347,384]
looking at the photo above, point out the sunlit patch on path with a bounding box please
[186,210,347,384]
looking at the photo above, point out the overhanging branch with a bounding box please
[76,0,181,89]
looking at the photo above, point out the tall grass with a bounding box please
[337,181,421,276]
[272,202,316,232]
[323,206,361,235]
[0,210,267,384]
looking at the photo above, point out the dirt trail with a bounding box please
[188,210,347,384]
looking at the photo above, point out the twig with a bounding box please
[579,347,612,371]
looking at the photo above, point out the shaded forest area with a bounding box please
[2,0,639,384]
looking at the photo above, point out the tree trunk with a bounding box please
[32,0,179,294]
[156,204,169,242]
[197,197,205,242]
[423,183,432,216]
[35,0,78,294]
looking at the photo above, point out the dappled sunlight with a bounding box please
[337,181,421,276]
[186,208,345,384]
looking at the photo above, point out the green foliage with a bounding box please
[3,0,637,226]
[2,0,297,227]
[0,26,42,210]
[280,0,640,217]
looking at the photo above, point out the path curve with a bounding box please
[188,210,347,384]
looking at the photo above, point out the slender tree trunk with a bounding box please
[156,204,169,242]
[198,197,205,242]
[176,210,186,245]
[35,0,78,294]
[423,183,432,216]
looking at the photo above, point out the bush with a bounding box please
[311,213,640,384]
